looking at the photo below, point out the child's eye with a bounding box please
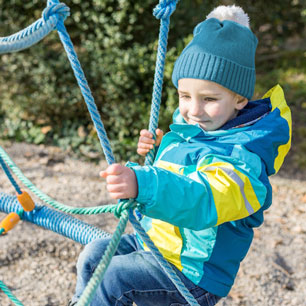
[180,95,191,100]
[204,97,217,102]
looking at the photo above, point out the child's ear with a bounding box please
[235,95,248,110]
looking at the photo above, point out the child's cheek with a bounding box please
[205,104,222,119]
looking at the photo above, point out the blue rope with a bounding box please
[129,209,200,306]
[0,0,198,304]
[138,1,199,305]
[52,0,197,303]
[0,2,69,54]
[135,1,198,305]
[0,192,111,245]
[0,155,22,194]
[145,0,179,166]
[53,16,115,165]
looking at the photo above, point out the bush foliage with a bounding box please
[0,0,305,165]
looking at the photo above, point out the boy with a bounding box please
[70,5,291,306]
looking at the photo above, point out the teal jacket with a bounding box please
[130,85,291,297]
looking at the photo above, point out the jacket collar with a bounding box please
[170,97,271,140]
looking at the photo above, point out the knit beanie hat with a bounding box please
[172,5,258,99]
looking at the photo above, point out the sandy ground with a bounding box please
[0,141,305,306]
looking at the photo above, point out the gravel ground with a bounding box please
[0,141,305,306]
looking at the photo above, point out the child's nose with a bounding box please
[189,100,204,116]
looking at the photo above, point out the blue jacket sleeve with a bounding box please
[129,152,268,230]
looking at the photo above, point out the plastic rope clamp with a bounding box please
[0,212,20,233]
[17,190,35,212]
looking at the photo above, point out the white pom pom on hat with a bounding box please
[206,5,250,28]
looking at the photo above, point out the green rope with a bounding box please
[0,144,137,306]
[0,280,24,306]
[0,0,185,303]
[76,209,130,306]
[0,145,118,215]
[17,209,24,219]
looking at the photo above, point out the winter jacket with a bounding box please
[130,84,291,297]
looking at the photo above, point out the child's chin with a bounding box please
[199,122,216,131]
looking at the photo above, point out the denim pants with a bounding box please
[72,234,222,306]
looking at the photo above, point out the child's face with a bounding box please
[178,79,248,131]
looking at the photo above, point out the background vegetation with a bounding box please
[0,0,305,169]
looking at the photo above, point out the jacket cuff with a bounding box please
[126,163,155,207]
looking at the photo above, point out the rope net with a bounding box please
[0,1,200,305]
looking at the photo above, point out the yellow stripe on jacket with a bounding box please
[262,85,292,174]
[198,162,262,225]
[143,159,185,271]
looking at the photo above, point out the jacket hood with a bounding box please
[171,85,292,176]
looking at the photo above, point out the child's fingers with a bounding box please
[138,128,163,156]
[106,183,125,193]
[137,147,150,156]
[139,135,155,145]
[109,193,123,200]
[138,141,154,150]
[155,129,164,146]
[99,170,107,178]
[99,163,124,178]
[156,128,163,136]
[140,129,153,138]
[105,174,122,184]
[105,184,124,199]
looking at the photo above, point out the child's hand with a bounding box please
[100,164,138,200]
[137,128,164,156]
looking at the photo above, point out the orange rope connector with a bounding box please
[0,212,20,234]
[17,190,35,212]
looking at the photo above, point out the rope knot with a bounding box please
[114,199,136,219]
[153,0,178,20]
[42,3,70,23]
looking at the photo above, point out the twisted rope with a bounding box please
[0,154,22,195]
[153,0,178,19]
[1,2,118,305]
[0,280,24,306]
[133,1,199,304]
[0,0,199,304]
[55,20,115,165]
[0,2,69,54]
[0,192,110,245]
[129,210,200,306]
[0,145,117,215]
[76,210,129,306]
[145,0,179,166]
[42,2,69,23]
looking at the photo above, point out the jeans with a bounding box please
[72,234,222,306]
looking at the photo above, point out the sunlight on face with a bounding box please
[178,79,248,131]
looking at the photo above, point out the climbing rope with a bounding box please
[72,0,199,303]
[0,0,200,305]
[145,0,179,166]
[0,2,69,54]
[0,280,24,306]
[0,146,118,215]
[54,10,116,165]
[128,210,201,306]
[76,208,131,305]
[0,152,22,195]
[0,192,111,245]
